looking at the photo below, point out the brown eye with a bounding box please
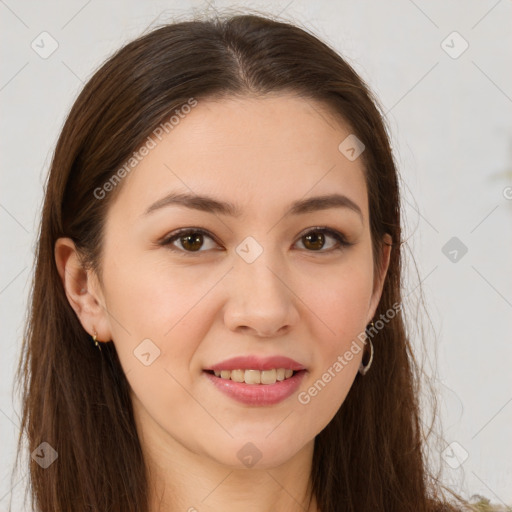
[160,226,351,257]
[179,232,204,252]
[296,228,349,253]
[302,231,326,251]
[161,228,218,256]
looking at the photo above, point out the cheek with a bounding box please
[101,263,208,418]
[103,253,213,338]
[305,260,374,343]
[293,267,372,429]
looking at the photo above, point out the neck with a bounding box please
[133,401,319,512]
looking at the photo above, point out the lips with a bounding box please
[204,355,306,372]
[203,369,307,406]
[203,355,307,405]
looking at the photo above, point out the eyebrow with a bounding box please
[144,191,363,222]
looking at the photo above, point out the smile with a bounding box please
[203,369,307,406]
[208,368,295,385]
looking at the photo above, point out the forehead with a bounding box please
[107,94,369,224]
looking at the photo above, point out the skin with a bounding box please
[56,94,391,512]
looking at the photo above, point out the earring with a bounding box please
[358,321,375,376]
[92,330,102,352]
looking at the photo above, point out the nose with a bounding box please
[223,251,300,338]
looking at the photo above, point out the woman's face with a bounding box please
[87,94,390,469]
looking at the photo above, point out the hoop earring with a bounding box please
[92,331,102,352]
[358,322,374,376]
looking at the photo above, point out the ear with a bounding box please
[367,233,393,323]
[54,237,112,343]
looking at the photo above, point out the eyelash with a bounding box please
[159,227,353,257]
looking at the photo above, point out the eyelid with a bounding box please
[158,227,219,255]
[159,226,353,256]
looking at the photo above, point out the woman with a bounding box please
[14,11,472,512]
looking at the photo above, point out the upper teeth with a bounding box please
[213,368,294,385]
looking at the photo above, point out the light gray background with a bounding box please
[1,1,511,510]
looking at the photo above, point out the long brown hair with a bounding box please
[13,10,472,512]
